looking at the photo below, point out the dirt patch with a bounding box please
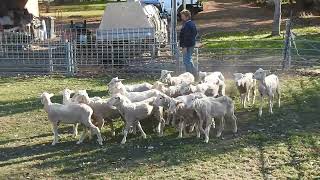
[194,0,274,35]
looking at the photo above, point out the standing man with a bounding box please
[179,9,198,76]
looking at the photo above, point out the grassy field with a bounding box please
[0,73,319,179]
[202,26,320,49]
[40,2,107,18]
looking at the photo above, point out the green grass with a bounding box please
[202,26,320,49]
[0,74,319,179]
[40,2,107,18]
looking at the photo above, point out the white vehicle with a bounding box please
[141,0,203,18]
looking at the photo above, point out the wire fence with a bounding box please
[1,27,319,76]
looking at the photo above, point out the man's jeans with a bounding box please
[183,46,196,75]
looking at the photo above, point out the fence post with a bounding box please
[48,43,53,73]
[66,41,75,76]
[283,20,292,70]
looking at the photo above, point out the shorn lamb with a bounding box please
[203,72,226,96]
[73,91,121,136]
[186,95,237,143]
[60,89,79,137]
[107,94,163,144]
[160,71,195,86]
[108,78,159,102]
[108,77,152,92]
[40,92,103,145]
[179,82,220,97]
[253,68,281,117]
[233,73,257,108]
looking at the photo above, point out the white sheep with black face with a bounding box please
[40,92,103,146]
[233,73,257,108]
[253,68,281,117]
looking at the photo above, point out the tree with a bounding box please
[271,0,281,36]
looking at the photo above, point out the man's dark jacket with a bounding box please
[179,20,197,48]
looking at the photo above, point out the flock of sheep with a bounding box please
[40,68,281,146]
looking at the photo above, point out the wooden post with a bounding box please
[283,20,292,70]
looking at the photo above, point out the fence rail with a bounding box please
[1,28,319,76]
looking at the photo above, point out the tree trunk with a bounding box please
[271,0,281,36]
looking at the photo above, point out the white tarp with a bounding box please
[25,0,39,17]
[99,2,152,30]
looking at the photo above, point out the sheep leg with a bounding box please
[195,123,201,138]
[277,88,281,108]
[157,119,165,137]
[269,95,274,114]
[136,121,147,139]
[247,90,251,103]
[73,123,79,137]
[51,122,59,146]
[221,84,226,96]
[77,128,88,145]
[171,113,176,127]
[216,117,225,138]
[90,126,103,145]
[204,119,213,143]
[230,114,238,135]
[82,120,103,145]
[178,121,184,138]
[258,95,263,117]
[121,121,133,144]
[189,123,196,133]
[95,116,105,131]
[109,121,116,137]
[252,87,256,105]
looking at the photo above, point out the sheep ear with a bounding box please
[48,93,54,98]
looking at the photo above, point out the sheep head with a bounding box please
[253,68,271,81]
[60,88,75,96]
[168,99,183,113]
[40,92,54,104]
[153,93,169,107]
[179,83,193,95]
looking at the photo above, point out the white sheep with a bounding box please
[233,73,257,108]
[107,94,164,144]
[168,94,207,138]
[160,72,195,86]
[108,78,160,102]
[253,68,281,117]
[186,95,237,143]
[108,77,153,92]
[40,92,103,146]
[152,81,183,98]
[160,70,174,81]
[73,91,121,136]
[204,72,226,96]
[60,89,79,137]
[179,82,220,97]
[199,71,225,83]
